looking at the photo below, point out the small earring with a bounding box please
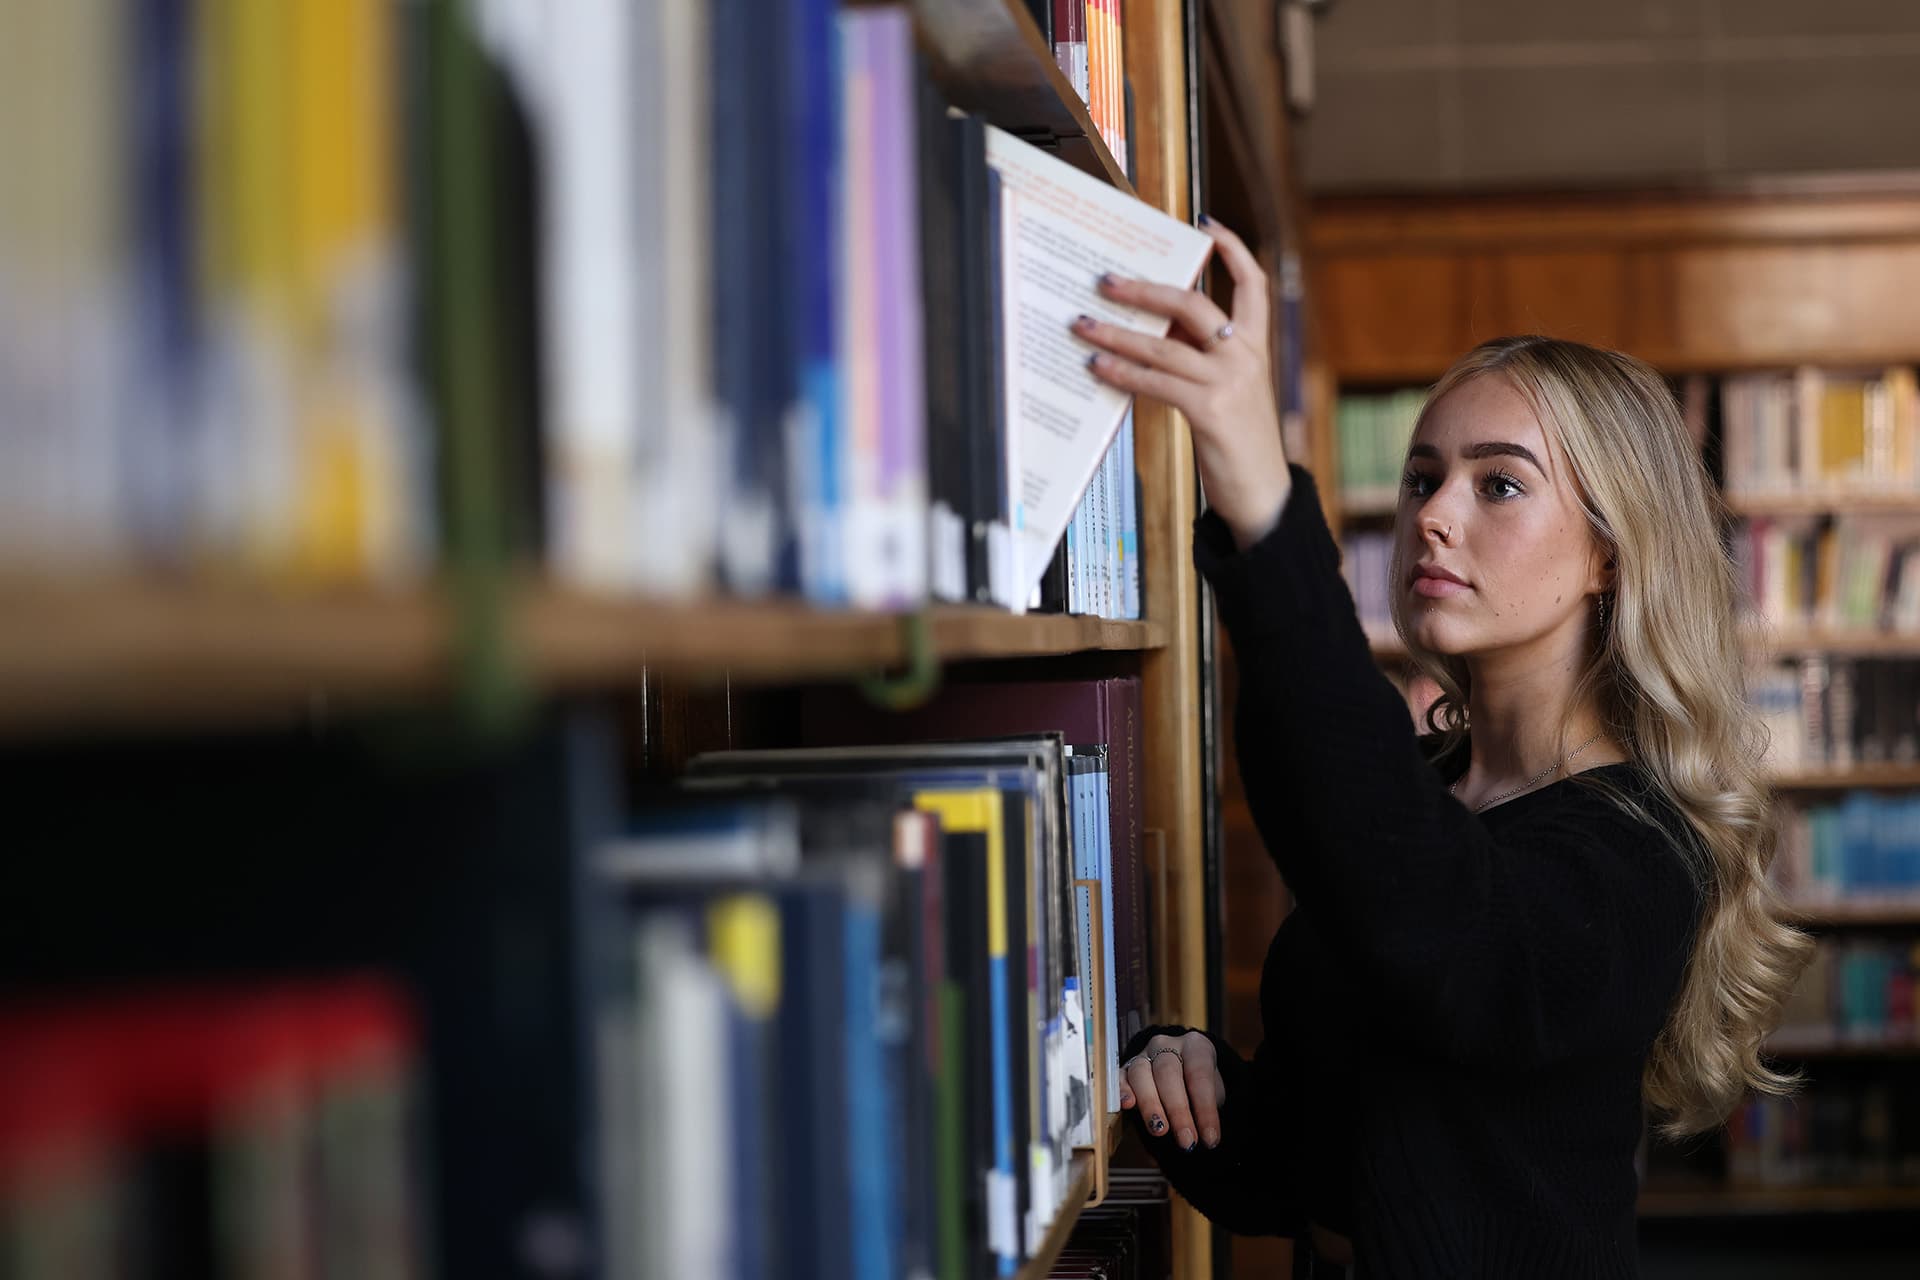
[1598,593,1612,628]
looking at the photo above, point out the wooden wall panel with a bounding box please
[1313,184,1920,379]
[1316,254,1470,381]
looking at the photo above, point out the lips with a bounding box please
[1412,563,1470,599]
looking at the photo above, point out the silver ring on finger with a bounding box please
[1206,322,1234,350]
[1121,1055,1151,1073]
[1147,1046,1183,1066]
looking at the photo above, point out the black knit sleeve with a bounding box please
[1119,1025,1305,1238]
[1193,466,1702,1068]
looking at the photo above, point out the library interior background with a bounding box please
[8,1,1920,1277]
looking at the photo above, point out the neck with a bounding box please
[1462,616,1607,787]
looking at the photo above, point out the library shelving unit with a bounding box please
[0,3,1278,1279]
[1307,176,1920,1232]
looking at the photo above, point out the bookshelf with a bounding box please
[1638,1185,1920,1218]
[0,578,1166,731]
[0,1,1248,1278]
[1308,180,1920,1236]
[913,0,1128,189]
[1782,898,1920,928]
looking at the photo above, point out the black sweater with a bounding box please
[1125,465,1704,1278]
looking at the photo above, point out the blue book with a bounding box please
[844,877,895,1280]
[790,0,843,602]
[779,881,853,1279]
[713,0,788,593]
[130,0,197,556]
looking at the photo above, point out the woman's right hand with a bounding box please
[1120,1029,1226,1151]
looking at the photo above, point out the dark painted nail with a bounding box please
[1198,213,1214,226]
[1086,353,1101,371]
[1150,1116,1166,1135]
[1098,272,1118,289]
[1073,314,1094,330]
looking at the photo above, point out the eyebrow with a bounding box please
[1407,441,1546,472]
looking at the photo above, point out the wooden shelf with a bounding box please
[1726,491,1920,518]
[1639,1184,1920,1217]
[1015,1113,1124,1280]
[1337,489,1400,519]
[1751,626,1920,658]
[1764,1029,1920,1058]
[1767,763,1920,790]
[0,577,1165,732]
[912,0,1129,190]
[1781,898,1920,927]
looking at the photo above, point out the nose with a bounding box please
[1411,478,1469,547]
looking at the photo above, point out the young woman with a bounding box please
[1069,221,1811,1278]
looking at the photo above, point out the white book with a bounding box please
[982,126,1213,601]
[543,0,642,589]
[638,0,720,596]
[640,919,732,1280]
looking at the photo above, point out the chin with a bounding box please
[1402,613,1471,657]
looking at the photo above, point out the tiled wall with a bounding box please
[1304,0,1920,190]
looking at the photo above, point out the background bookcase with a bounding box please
[1300,178,1920,1251]
[0,2,1310,1278]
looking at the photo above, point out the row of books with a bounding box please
[0,979,421,1280]
[3,0,1163,621]
[593,676,1153,1279]
[1334,389,1426,510]
[501,1,1176,614]
[1720,368,1920,499]
[1774,937,1920,1049]
[1774,792,1920,902]
[1036,0,1130,174]
[0,0,428,582]
[1044,1192,1170,1279]
[1751,657,1920,772]
[1734,517,1920,634]
[1341,529,1397,640]
[1724,1084,1920,1188]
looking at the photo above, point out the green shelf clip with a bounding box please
[857,609,942,711]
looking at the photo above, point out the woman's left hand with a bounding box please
[1073,217,1293,550]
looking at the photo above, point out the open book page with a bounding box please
[984,126,1214,600]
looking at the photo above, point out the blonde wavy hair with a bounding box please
[1388,335,1813,1137]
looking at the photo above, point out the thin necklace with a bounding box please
[1449,732,1603,813]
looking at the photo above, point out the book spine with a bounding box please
[845,877,896,1280]
[792,0,843,603]
[839,12,881,607]
[872,11,928,608]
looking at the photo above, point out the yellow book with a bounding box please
[709,894,782,1020]
[289,0,406,581]
[1819,381,1868,486]
[912,787,1020,1268]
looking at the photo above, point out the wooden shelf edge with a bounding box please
[1017,1138,1102,1280]
[1639,1184,1920,1217]
[912,0,1131,192]
[1764,1031,1920,1058]
[0,579,1167,731]
[1726,491,1920,517]
[1781,898,1920,926]
[1766,764,1920,790]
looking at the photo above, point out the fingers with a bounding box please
[1198,216,1270,336]
[1086,350,1196,412]
[1072,314,1211,382]
[1122,1054,1169,1138]
[1151,1050,1197,1151]
[1096,273,1231,349]
[1180,1032,1224,1149]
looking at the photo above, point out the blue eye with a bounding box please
[1483,469,1525,500]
